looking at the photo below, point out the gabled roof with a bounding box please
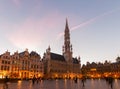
[30,51,39,56]
[73,58,79,64]
[19,51,25,57]
[50,52,79,64]
[50,52,66,62]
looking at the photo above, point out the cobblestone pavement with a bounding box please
[0,79,120,89]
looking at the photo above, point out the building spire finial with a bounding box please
[48,45,51,52]
[65,18,69,30]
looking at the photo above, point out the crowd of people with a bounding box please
[74,76,86,87]
[73,76,114,89]
[32,75,42,85]
[105,77,114,89]
[1,75,115,89]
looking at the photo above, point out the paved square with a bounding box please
[0,79,120,89]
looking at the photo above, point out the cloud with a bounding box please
[8,23,42,50]
[7,13,64,51]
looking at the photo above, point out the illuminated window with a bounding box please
[90,68,97,71]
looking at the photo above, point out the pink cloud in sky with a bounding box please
[7,13,64,51]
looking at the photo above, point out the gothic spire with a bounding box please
[65,18,69,31]
[63,19,73,63]
[64,18,70,53]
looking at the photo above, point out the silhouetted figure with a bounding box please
[105,77,114,89]
[81,77,85,87]
[32,75,36,85]
[3,76,9,89]
[108,77,114,89]
[36,78,39,84]
[74,77,78,83]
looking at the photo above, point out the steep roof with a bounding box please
[30,51,39,56]
[50,52,79,64]
[73,58,79,64]
[50,52,66,62]
[19,51,25,57]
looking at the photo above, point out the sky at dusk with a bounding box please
[0,0,120,64]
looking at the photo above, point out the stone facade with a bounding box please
[43,19,81,79]
[0,51,11,78]
[81,57,120,78]
[0,49,44,79]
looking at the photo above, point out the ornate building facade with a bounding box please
[0,49,44,79]
[81,57,120,78]
[0,51,11,78]
[43,19,81,79]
